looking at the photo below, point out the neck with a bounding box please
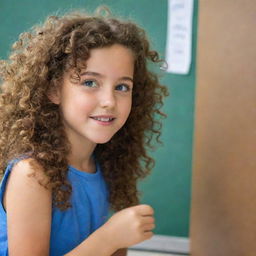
[67,140,97,173]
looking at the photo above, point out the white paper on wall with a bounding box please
[166,0,194,74]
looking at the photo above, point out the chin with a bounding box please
[93,136,114,144]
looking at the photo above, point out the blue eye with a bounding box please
[116,84,130,92]
[82,80,97,88]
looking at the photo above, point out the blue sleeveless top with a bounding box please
[0,159,109,256]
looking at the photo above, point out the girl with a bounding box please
[0,7,168,256]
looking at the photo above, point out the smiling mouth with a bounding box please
[90,117,115,122]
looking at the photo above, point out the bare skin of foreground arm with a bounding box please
[5,159,155,256]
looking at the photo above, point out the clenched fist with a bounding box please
[102,204,155,250]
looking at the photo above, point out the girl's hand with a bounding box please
[102,204,155,249]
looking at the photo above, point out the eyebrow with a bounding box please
[80,71,134,83]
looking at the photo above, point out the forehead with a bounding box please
[84,44,135,76]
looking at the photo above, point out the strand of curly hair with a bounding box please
[0,9,169,212]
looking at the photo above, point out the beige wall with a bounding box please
[190,1,256,255]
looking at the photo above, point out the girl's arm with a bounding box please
[5,159,52,255]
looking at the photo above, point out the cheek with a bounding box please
[76,98,95,112]
[121,98,132,119]
[127,101,132,116]
[61,94,95,117]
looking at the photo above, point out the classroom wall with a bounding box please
[0,0,198,237]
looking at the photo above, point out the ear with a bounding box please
[47,87,61,105]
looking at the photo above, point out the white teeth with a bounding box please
[92,117,113,122]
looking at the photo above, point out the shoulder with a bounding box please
[11,158,50,185]
[4,158,51,211]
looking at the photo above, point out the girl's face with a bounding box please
[52,44,134,147]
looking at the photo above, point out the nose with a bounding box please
[99,87,116,109]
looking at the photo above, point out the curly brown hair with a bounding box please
[0,8,168,212]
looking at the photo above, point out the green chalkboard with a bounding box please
[0,0,198,237]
